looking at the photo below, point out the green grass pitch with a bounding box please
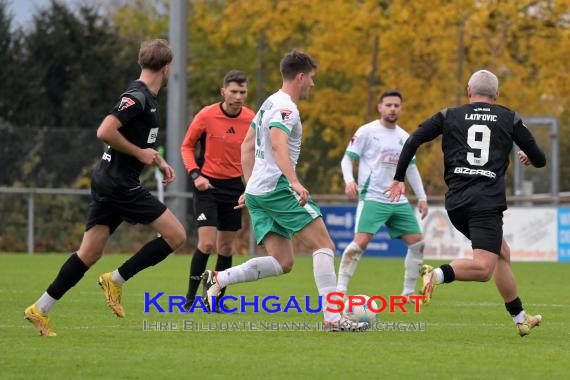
[1,253,569,379]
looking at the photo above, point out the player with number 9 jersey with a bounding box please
[387,70,546,337]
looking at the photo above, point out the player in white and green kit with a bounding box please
[338,91,429,300]
[244,88,322,240]
[201,50,367,332]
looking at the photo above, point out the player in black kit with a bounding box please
[24,39,186,336]
[386,70,546,337]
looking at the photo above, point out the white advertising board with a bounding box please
[420,207,557,262]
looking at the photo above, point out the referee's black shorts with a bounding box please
[193,176,244,231]
[447,207,503,255]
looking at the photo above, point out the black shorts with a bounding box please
[447,208,503,255]
[193,176,243,231]
[86,186,167,234]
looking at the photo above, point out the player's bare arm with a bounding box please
[193,176,212,191]
[405,165,429,219]
[97,114,158,165]
[518,151,530,166]
[234,127,256,210]
[270,127,308,206]
[417,200,429,219]
[153,155,176,185]
[345,181,358,198]
[235,128,256,209]
[241,127,256,184]
[386,180,406,202]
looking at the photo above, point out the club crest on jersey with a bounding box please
[280,109,293,120]
[118,96,136,111]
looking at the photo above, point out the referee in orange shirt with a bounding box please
[180,70,255,311]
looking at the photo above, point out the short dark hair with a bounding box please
[223,70,248,87]
[138,39,173,71]
[280,49,317,81]
[379,90,403,103]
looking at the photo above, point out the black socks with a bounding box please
[215,254,232,272]
[186,248,209,300]
[440,264,456,284]
[118,237,173,281]
[185,249,233,302]
[505,297,524,317]
[46,252,89,299]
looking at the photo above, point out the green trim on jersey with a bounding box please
[268,121,291,135]
[250,121,256,129]
[355,200,421,238]
[345,151,360,160]
[359,174,372,201]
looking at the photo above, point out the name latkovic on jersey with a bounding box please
[453,167,496,179]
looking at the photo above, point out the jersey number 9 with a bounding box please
[467,124,491,166]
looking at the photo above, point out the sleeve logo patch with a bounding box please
[118,96,136,111]
[280,109,293,120]
[351,135,358,144]
[147,128,159,143]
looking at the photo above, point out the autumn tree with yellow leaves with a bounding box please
[110,0,570,195]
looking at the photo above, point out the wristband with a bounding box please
[189,169,201,180]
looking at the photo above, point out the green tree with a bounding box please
[0,0,25,123]
[1,1,145,187]
[8,0,139,128]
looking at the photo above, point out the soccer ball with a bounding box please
[343,295,378,324]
